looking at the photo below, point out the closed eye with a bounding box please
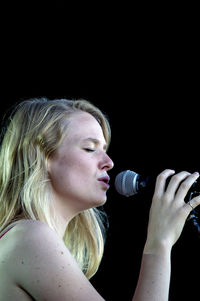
[84,148,95,152]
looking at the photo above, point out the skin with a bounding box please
[0,111,199,300]
[133,169,200,301]
[47,111,114,237]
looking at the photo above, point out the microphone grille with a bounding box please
[114,170,139,197]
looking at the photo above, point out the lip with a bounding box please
[98,176,110,189]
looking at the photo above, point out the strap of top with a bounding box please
[0,226,14,239]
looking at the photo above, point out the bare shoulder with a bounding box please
[5,220,105,301]
[10,219,63,247]
[10,219,73,266]
[9,220,76,265]
[1,219,61,256]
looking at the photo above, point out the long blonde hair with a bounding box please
[0,97,111,279]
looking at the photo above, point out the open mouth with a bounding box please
[98,176,110,188]
[98,176,110,184]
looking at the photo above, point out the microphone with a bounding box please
[115,170,200,236]
[115,170,154,197]
[114,170,200,197]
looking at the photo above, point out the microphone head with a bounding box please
[114,170,139,197]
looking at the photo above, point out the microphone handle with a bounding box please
[138,175,200,199]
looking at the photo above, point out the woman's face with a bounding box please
[48,111,114,216]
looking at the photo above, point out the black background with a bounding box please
[1,4,199,300]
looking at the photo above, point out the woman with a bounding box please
[0,97,199,300]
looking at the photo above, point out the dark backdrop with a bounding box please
[1,4,199,300]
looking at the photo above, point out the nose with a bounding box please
[99,152,114,171]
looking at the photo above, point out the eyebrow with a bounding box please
[82,137,108,151]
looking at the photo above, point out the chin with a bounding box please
[87,196,107,209]
[77,191,108,210]
[95,196,107,207]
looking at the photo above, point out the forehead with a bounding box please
[66,111,106,143]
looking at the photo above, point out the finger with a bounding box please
[185,194,200,213]
[175,172,199,202]
[154,169,175,198]
[165,171,191,198]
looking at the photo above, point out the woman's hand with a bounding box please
[144,169,200,254]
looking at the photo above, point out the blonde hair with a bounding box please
[0,97,111,279]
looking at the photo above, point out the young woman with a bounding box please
[0,97,199,300]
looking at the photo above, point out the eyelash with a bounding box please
[84,148,95,152]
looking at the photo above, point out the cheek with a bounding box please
[49,153,93,190]
[68,159,94,185]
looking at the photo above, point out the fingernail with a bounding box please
[194,172,199,176]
